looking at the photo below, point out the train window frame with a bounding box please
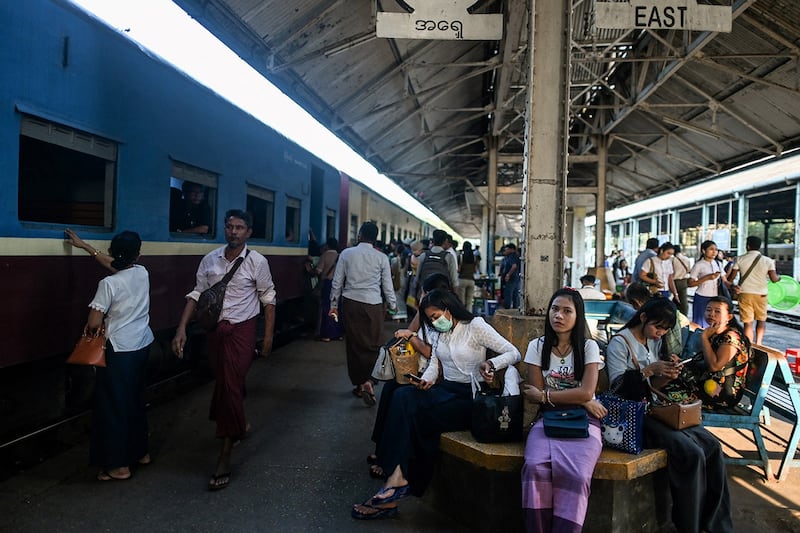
[18,115,116,228]
[325,209,336,240]
[247,185,275,242]
[169,161,217,238]
[285,196,301,243]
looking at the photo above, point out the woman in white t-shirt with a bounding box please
[688,240,723,327]
[66,229,155,482]
[521,288,607,532]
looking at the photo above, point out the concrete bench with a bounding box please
[429,431,670,533]
[703,344,800,481]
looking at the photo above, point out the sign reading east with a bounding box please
[377,0,503,41]
[595,0,732,32]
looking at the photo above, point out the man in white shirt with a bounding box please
[330,222,397,407]
[577,274,607,300]
[727,236,780,344]
[172,209,276,491]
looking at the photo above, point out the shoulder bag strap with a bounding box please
[611,333,641,371]
[676,255,690,273]
[221,250,250,284]
[737,253,761,285]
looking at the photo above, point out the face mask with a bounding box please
[432,314,453,332]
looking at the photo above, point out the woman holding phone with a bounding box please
[351,289,519,520]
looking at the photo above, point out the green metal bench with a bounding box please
[702,344,800,481]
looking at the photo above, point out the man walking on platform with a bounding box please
[499,243,521,309]
[329,222,396,406]
[727,236,780,344]
[172,209,276,491]
[671,244,692,316]
[631,237,659,284]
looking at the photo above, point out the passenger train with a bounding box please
[590,152,800,279]
[0,0,428,443]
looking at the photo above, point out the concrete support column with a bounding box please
[520,0,571,315]
[595,135,608,267]
[487,135,498,275]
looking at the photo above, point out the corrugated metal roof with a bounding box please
[173,0,800,238]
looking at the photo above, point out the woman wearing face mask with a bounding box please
[351,289,520,520]
[606,298,733,533]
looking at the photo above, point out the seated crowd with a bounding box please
[352,266,744,532]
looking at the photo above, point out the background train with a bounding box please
[0,0,428,444]
[586,152,800,280]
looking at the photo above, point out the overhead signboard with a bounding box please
[376,0,503,41]
[595,0,732,32]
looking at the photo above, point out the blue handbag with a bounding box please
[597,393,647,454]
[541,408,589,438]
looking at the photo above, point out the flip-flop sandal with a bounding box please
[362,390,376,407]
[208,472,231,491]
[351,503,399,520]
[138,454,152,466]
[368,484,411,506]
[352,387,362,398]
[97,470,131,481]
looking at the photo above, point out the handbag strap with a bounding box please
[221,250,250,284]
[737,253,761,285]
[611,333,641,371]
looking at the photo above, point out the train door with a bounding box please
[310,165,324,242]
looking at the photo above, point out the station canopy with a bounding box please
[173,0,800,239]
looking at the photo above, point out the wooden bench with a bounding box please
[702,344,800,481]
[430,431,670,533]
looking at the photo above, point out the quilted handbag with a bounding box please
[66,325,107,367]
[597,393,647,454]
[542,408,589,439]
[371,337,401,381]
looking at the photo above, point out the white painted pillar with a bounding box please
[520,0,571,315]
[572,206,587,287]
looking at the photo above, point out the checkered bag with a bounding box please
[597,393,647,455]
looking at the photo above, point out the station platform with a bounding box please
[1,320,799,531]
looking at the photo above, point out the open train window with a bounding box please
[247,185,275,241]
[18,116,116,227]
[169,161,217,237]
[326,209,336,240]
[285,197,301,242]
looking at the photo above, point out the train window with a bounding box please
[381,223,387,242]
[247,185,275,241]
[170,161,217,236]
[285,197,300,242]
[18,116,116,227]
[326,209,336,240]
[350,214,359,246]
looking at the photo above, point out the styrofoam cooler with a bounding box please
[786,348,800,374]
[485,299,498,316]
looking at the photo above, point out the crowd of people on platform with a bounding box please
[66,213,789,531]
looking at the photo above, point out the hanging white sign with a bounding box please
[595,0,732,32]
[376,0,503,41]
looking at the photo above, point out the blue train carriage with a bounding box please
[0,0,345,441]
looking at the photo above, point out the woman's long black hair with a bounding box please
[623,297,677,331]
[419,289,473,330]
[462,241,475,264]
[540,288,589,381]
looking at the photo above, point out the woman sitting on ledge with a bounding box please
[351,289,520,520]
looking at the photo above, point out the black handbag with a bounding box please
[195,253,248,331]
[541,408,590,438]
[471,384,523,443]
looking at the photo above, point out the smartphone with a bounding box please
[404,373,423,383]
[676,358,693,367]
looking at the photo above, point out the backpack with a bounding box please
[416,250,450,286]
